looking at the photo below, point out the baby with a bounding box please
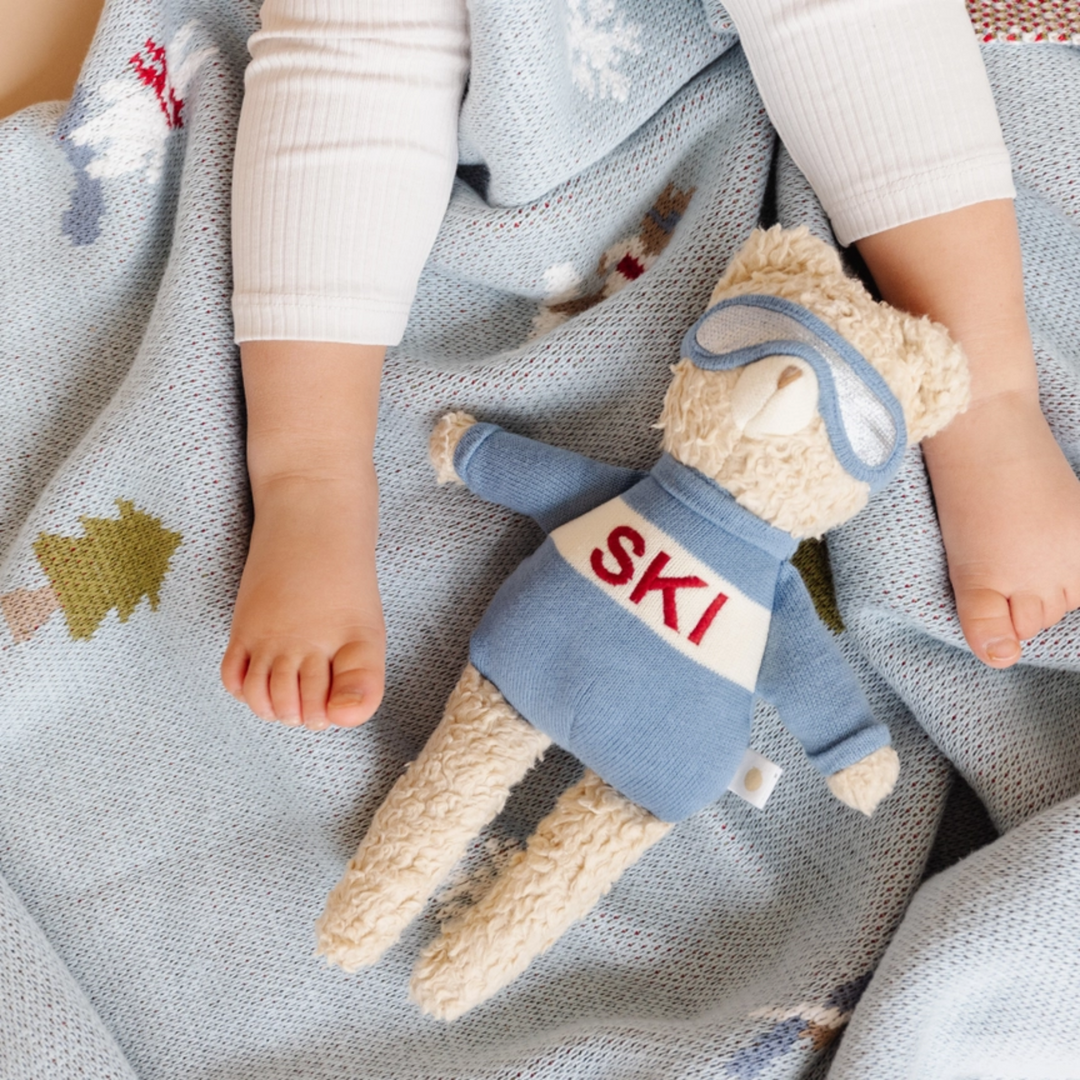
[220,0,1080,730]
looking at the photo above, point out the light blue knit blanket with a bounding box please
[1,2,1078,1076]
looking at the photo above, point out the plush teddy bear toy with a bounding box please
[315,225,969,1021]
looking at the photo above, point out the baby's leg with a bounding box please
[411,768,672,1021]
[923,391,1080,664]
[220,341,388,728]
[857,200,1080,666]
[316,665,551,971]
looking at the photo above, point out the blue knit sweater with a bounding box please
[455,423,891,822]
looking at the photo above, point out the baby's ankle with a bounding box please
[923,386,1045,467]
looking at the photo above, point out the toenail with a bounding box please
[986,637,1020,661]
[331,690,364,705]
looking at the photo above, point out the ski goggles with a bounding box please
[680,294,907,492]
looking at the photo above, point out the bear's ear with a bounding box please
[709,225,846,307]
[891,311,971,444]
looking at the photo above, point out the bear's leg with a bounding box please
[410,768,672,1020]
[315,664,551,972]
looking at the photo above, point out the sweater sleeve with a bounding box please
[454,423,647,533]
[722,0,1016,244]
[231,0,469,345]
[756,562,891,776]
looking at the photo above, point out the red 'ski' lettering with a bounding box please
[590,526,730,644]
[629,551,707,632]
[688,591,729,645]
[590,525,645,585]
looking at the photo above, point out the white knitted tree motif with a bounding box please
[565,0,642,102]
[65,22,216,185]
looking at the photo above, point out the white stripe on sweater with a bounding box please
[550,497,770,691]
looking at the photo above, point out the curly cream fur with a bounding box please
[411,769,672,1021]
[826,746,901,816]
[315,665,550,973]
[656,360,743,480]
[430,411,478,484]
[716,419,871,539]
[659,360,870,538]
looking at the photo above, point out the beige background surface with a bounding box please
[0,0,106,119]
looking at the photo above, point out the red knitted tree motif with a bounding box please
[130,39,184,129]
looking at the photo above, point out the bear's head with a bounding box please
[657,226,970,538]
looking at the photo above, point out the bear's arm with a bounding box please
[755,561,891,776]
[453,422,647,533]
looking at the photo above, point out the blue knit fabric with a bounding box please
[457,426,891,821]
[453,422,646,533]
[1,0,1078,1074]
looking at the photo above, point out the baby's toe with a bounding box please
[954,585,1021,668]
[220,642,249,701]
[1008,591,1048,643]
[269,658,303,725]
[299,655,332,730]
[242,658,277,721]
[327,640,385,727]
[1040,589,1070,636]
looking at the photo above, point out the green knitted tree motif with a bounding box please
[30,500,182,640]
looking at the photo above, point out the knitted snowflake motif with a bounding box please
[566,0,643,102]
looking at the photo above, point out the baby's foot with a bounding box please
[924,389,1080,667]
[220,468,385,729]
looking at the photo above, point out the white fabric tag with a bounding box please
[727,748,782,809]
